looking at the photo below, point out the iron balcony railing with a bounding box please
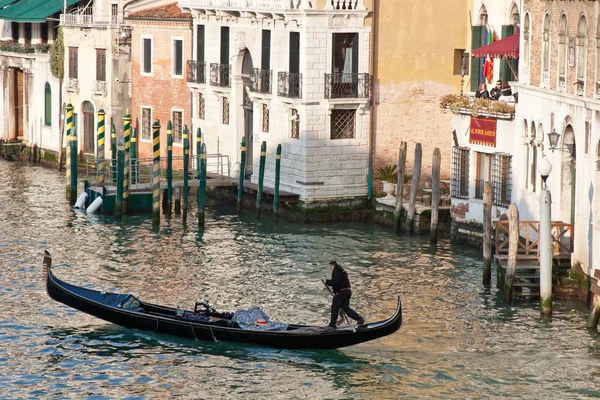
[187,60,206,84]
[210,63,231,87]
[251,68,272,94]
[278,72,302,99]
[324,73,371,99]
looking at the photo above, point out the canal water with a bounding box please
[1,160,600,399]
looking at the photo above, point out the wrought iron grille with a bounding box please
[251,69,272,94]
[290,109,299,139]
[278,72,302,98]
[186,60,206,84]
[172,111,182,143]
[451,146,470,199]
[198,93,205,120]
[492,152,512,207]
[222,97,229,125]
[324,73,371,99]
[210,63,231,87]
[142,108,151,140]
[262,104,269,133]
[330,110,355,139]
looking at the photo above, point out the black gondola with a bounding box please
[44,251,402,349]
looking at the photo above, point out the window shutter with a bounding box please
[352,33,359,74]
[221,27,230,65]
[197,25,205,63]
[44,83,51,126]
[289,32,300,73]
[262,30,271,70]
[143,39,151,73]
[499,25,515,82]
[470,26,483,92]
[174,40,183,75]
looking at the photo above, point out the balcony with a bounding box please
[326,0,366,10]
[177,0,367,12]
[66,78,79,93]
[575,79,585,96]
[324,73,371,99]
[210,63,231,88]
[61,13,125,27]
[440,94,515,120]
[187,60,206,84]
[558,75,566,92]
[250,69,272,94]
[278,72,302,99]
[94,80,107,95]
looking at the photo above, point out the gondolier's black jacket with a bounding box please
[325,264,351,294]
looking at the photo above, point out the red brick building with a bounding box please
[126,3,192,160]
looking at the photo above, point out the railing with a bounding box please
[324,73,371,99]
[251,68,272,94]
[187,60,206,84]
[210,63,231,87]
[60,14,124,26]
[558,75,566,92]
[575,79,585,96]
[326,0,365,10]
[278,72,302,99]
[541,71,550,88]
[494,220,574,258]
[66,78,79,93]
[177,0,314,10]
[94,80,107,95]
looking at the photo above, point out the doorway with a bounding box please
[82,101,95,154]
[241,49,254,175]
[560,125,576,224]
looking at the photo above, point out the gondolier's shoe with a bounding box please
[357,318,365,326]
[325,324,336,330]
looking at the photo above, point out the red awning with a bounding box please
[472,30,520,59]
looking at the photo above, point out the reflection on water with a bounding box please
[2,160,600,398]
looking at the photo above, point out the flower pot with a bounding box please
[382,181,396,199]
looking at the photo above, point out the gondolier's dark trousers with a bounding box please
[329,289,362,327]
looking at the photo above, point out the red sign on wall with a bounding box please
[469,117,497,147]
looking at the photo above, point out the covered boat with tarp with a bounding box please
[43,251,402,349]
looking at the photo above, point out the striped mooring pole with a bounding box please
[182,125,189,224]
[196,127,202,178]
[115,136,125,220]
[130,126,138,186]
[198,142,207,228]
[111,123,117,183]
[236,137,246,214]
[122,110,131,215]
[66,102,77,205]
[166,120,173,216]
[273,144,281,223]
[152,121,161,227]
[97,107,106,185]
[255,141,266,219]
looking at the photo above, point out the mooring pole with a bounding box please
[198,143,207,227]
[152,121,161,227]
[273,144,281,223]
[430,148,441,244]
[588,295,600,328]
[505,203,519,304]
[122,110,131,215]
[115,136,124,220]
[540,188,553,316]
[182,125,189,225]
[130,126,137,186]
[97,107,106,185]
[166,120,173,216]
[394,141,407,233]
[367,163,373,201]
[237,137,246,214]
[111,123,117,183]
[483,181,493,285]
[255,141,266,219]
[405,143,422,234]
[65,102,76,204]
[196,127,202,179]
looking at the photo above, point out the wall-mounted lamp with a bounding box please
[547,130,560,152]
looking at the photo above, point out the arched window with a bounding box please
[523,13,531,68]
[523,119,530,189]
[530,124,537,192]
[576,15,588,95]
[510,3,520,27]
[558,14,568,90]
[542,13,551,87]
[44,82,51,126]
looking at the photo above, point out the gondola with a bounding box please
[44,251,402,349]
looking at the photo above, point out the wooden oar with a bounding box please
[322,280,350,326]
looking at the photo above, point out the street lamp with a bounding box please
[538,153,553,316]
[547,130,561,152]
[538,155,552,188]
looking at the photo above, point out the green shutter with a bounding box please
[44,82,51,126]
[499,25,515,82]
[470,26,483,92]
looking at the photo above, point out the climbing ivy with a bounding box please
[50,27,64,80]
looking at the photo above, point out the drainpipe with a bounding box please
[367,0,378,200]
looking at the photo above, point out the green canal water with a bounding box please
[1,161,600,399]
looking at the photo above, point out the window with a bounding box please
[68,47,78,79]
[330,109,355,139]
[576,16,588,94]
[222,97,229,125]
[289,32,300,74]
[44,82,51,126]
[529,125,537,192]
[221,27,230,65]
[198,93,205,120]
[96,49,106,81]
[111,3,118,24]
[523,13,530,69]
[197,25,205,63]
[172,111,182,143]
[542,14,550,79]
[332,33,358,75]
[290,109,299,139]
[262,30,271,70]
[262,104,269,133]
[142,37,152,74]
[558,14,567,88]
[475,152,492,199]
[453,49,466,75]
[141,107,151,140]
[173,38,183,77]
[451,146,470,199]
[492,153,512,207]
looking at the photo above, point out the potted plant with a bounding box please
[377,165,398,198]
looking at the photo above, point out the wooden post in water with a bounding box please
[430,148,441,244]
[122,110,131,215]
[539,188,553,316]
[65,102,75,203]
[152,121,161,227]
[367,163,373,201]
[273,144,282,223]
[588,296,600,328]
[97,107,106,185]
[504,203,519,304]
[166,121,173,216]
[174,187,181,215]
[111,123,117,183]
[404,143,422,234]
[394,141,407,234]
[130,126,137,186]
[182,125,189,225]
[196,128,202,178]
[483,181,493,285]
[255,141,266,219]
[237,137,246,214]
[198,143,207,227]
[115,137,125,220]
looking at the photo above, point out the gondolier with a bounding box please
[323,260,364,329]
